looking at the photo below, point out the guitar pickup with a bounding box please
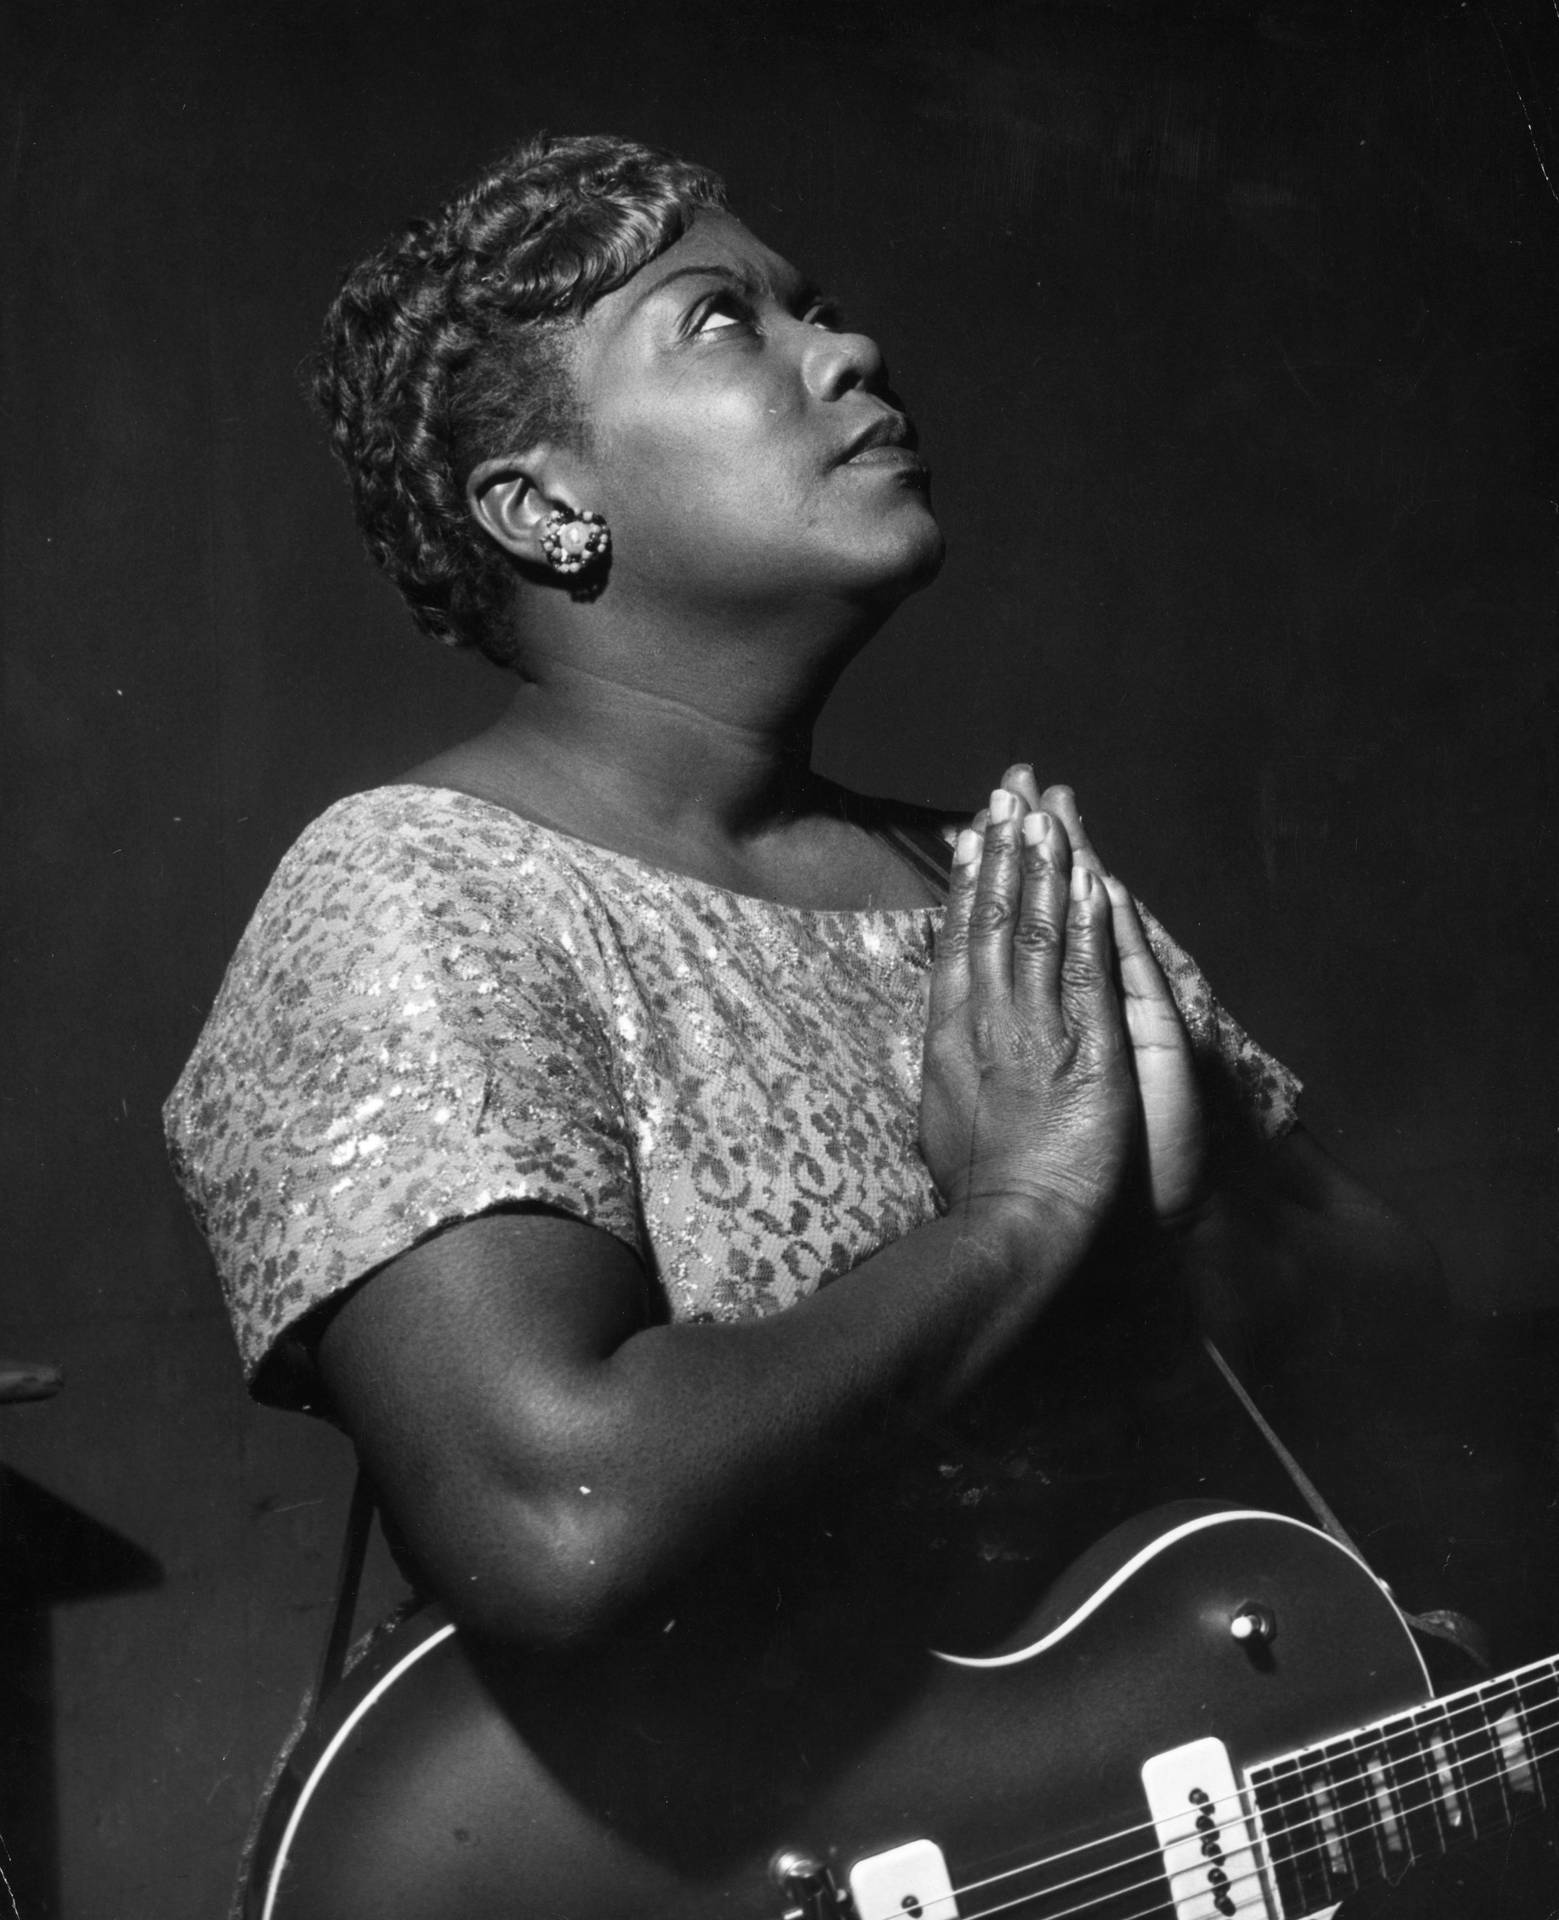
[1141,1738,1276,1918]
[848,1838,959,1919]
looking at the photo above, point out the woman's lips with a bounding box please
[844,443,922,466]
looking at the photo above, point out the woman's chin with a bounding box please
[868,514,947,603]
[912,521,948,588]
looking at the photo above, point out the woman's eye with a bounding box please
[693,297,747,335]
[807,304,845,331]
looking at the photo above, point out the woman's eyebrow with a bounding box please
[633,260,824,311]
[634,261,763,308]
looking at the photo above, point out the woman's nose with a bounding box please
[802,322,887,399]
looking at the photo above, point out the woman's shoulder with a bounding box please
[165,786,624,1148]
[277,781,558,874]
[191,786,614,1053]
[251,783,605,927]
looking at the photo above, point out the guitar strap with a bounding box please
[311,1465,377,1713]
[1204,1335,1489,1667]
[1202,1337,1356,1551]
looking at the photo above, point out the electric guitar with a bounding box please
[251,1503,1557,1920]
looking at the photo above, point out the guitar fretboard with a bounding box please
[1247,1654,1559,1912]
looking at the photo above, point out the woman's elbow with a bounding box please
[431,1482,679,1650]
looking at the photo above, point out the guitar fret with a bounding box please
[1249,1754,1356,1914]
[1509,1662,1559,1807]
[1432,1657,1557,1833]
[1446,1686,1514,1837]
[1378,1710,1446,1861]
[1430,1702,1481,1847]
[1325,1730,1412,1884]
[1478,1678,1523,1827]
[1304,1761,1354,1884]
[1313,1743,1367,1873]
[1249,1760,1304,1915]
[1300,1753,1361,1901]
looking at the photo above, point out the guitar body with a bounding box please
[254,1505,1441,1920]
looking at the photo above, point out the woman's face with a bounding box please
[559,211,944,617]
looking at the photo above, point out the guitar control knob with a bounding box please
[771,1849,845,1920]
[1229,1603,1275,1645]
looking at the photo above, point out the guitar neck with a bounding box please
[1246,1651,1559,1913]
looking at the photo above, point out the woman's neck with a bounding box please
[429,669,823,837]
[403,658,939,910]
[400,590,947,907]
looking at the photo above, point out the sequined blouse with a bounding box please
[163,785,1300,1409]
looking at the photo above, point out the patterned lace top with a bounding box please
[164,785,1300,1410]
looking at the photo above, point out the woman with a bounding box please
[165,134,1440,1914]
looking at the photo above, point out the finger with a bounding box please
[1059,863,1121,1043]
[1010,808,1070,1019]
[968,788,1028,1006]
[1000,763,1045,814]
[1102,874,1187,1046]
[1037,783,1106,876]
[927,824,982,1028]
[996,766,1099,870]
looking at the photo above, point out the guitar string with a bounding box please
[1039,1709,1559,1920]
[1114,1744,1558,1920]
[949,1727,1559,1920]
[1192,1685,1559,1865]
[1235,1716,1559,1882]
[927,1666,1559,1909]
[917,1692,1559,1920]
[927,1685,1559,1910]
[1238,1699,1559,1862]
[902,1728,1552,1920]
[952,1750,1555,1920]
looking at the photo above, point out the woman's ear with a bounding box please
[466,453,574,565]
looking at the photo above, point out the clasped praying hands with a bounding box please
[919,774,1209,1254]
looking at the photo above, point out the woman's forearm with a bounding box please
[321,1193,1102,1648]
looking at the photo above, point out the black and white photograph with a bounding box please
[4,3,1559,1915]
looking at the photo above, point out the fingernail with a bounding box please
[954,827,982,866]
[1071,864,1092,900]
[988,788,1018,822]
[1021,810,1050,845]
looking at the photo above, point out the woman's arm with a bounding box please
[317,796,1155,1648]
[1178,1121,1446,1376]
[319,1204,1064,1648]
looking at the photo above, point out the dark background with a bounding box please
[4,0,1558,1913]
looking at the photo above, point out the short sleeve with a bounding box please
[163,796,643,1408]
[1135,899,1302,1142]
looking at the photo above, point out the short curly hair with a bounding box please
[313,134,727,665]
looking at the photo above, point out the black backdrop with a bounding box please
[4,2,1559,1913]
